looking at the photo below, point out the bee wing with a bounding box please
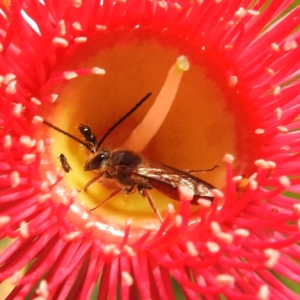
[131,160,215,201]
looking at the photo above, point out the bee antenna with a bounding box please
[95,92,152,151]
[42,120,94,152]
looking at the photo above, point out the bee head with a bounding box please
[84,148,110,171]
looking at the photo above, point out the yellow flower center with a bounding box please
[37,29,255,229]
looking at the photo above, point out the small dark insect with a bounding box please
[58,153,72,173]
[43,93,216,222]
[78,124,97,152]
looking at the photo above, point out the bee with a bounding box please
[58,153,72,173]
[43,93,216,222]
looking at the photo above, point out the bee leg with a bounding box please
[122,186,134,195]
[139,188,163,223]
[83,173,103,191]
[90,187,123,211]
[185,165,218,173]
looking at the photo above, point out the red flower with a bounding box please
[0,0,300,299]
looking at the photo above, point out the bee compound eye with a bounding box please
[85,148,111,171]
[85,154,103,171]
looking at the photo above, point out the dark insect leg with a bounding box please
[185,165,219,173]
[122,186,134,195]
[140,188,163,223]
[83,173,103,191]
[90,187,123,211]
